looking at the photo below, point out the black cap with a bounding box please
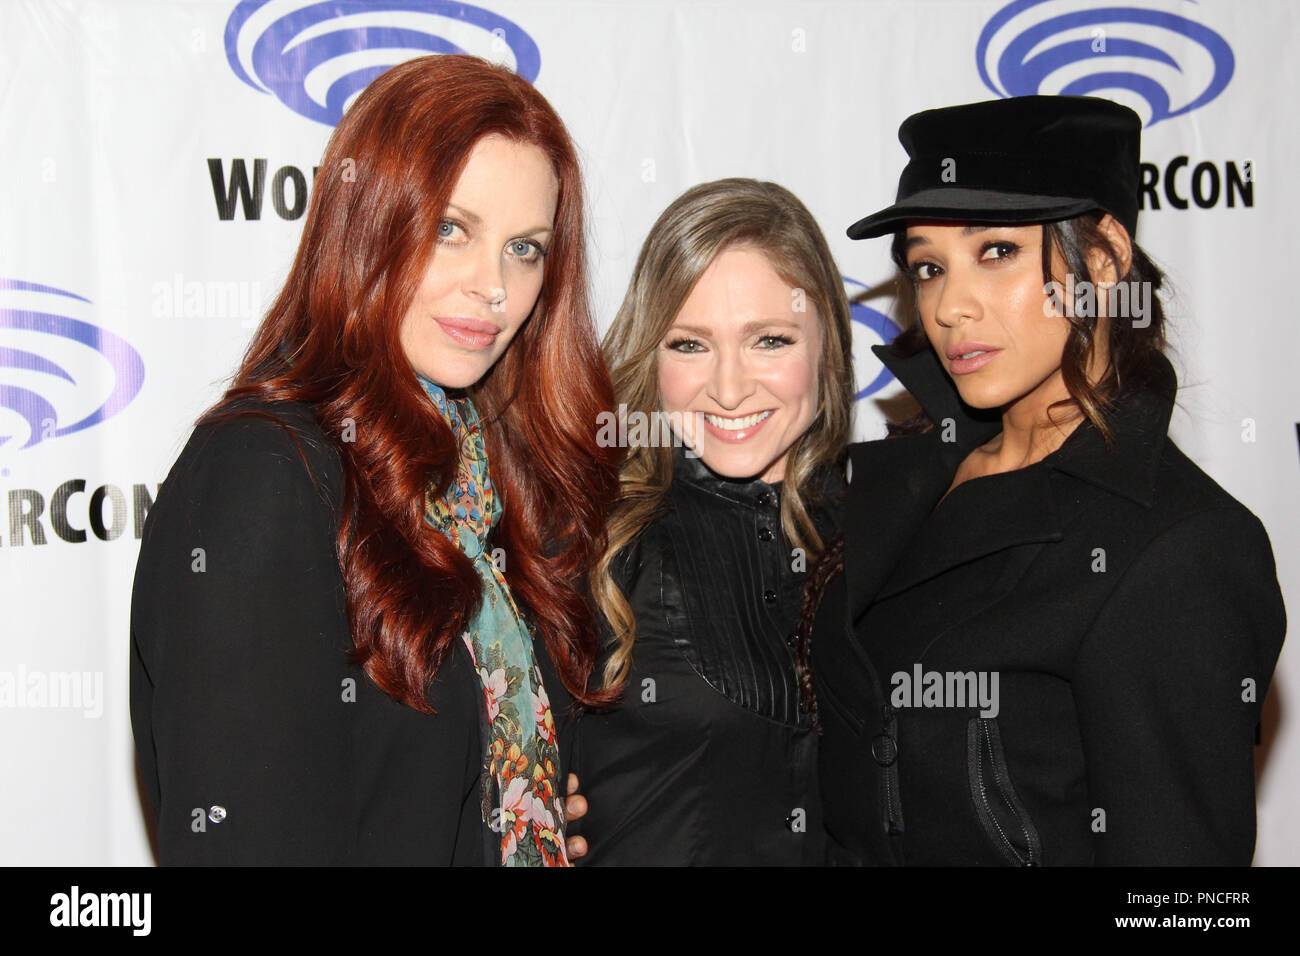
[846,95,1142,240]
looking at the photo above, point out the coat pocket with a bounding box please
[966,717,1042,867]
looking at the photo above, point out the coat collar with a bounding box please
[673,445,783,510]
[843,343,1178,616]
[872,343,1178,507]
[672,445,847,543]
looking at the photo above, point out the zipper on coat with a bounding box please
[966,717,1042,866]
[878,703,905,842]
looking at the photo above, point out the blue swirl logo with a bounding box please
[845,277,903,400]
[0,280,145,452]
[976,0,1234,126]
[224,0,542,126]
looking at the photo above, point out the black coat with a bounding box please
[569,448,841,865]
[812,345,1286,866]
[129,400,573,865]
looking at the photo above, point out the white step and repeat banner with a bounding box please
[0,0,1295,865]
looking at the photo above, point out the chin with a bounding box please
[952,381,1012,411]
[696,446,778,481]
[415,356,494,391]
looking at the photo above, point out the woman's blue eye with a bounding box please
[437,221,462,240]
[504,239,546,265]
[758,334,795,349]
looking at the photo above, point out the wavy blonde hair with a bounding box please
[594,178,855,689]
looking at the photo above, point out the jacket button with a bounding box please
[870,734,898,766]
[757,527,774,542]
[763,589,777,604]
[758,491,776,507]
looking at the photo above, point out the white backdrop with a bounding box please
[0,0,1294,865]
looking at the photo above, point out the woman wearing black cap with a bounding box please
[802,95,1286,865]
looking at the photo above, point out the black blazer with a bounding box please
[129,400,573,865]
[812,345,1286,866]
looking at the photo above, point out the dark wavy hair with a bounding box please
[203,55,621,712]
[886,211,1172,447]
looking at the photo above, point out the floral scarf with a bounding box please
[418,374,568,867]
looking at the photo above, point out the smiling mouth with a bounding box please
[703,411,773,430]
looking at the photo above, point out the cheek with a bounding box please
[921,314,943,350]
[510,267,546,319]
[412,260,456,307]
[657,359,699,412]
[1003,271,1066,343]
[399,301,431,356]
[914,297,943,348]
[768,353,819,409]
[1004,281,1041,324]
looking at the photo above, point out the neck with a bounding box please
[989,342,1110,470]
[992,386,1083,469]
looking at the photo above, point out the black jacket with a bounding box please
[570,448,842,865]
[812,345,1286,866]
[129,400,573,865]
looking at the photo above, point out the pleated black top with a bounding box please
[570,447,842,865]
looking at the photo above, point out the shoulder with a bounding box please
[170,399,343,506]
[611,513,672,591]
[1155,438,1256,514]
[1086,448,1284,647]
[132,400,353,668]
[1139,439,1275,556]
[187,398,339,472]
[141,399,347,562]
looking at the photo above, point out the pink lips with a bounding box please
[435,316,501,349]
[946,342,1001,375]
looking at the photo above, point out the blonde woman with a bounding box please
[570,178,855,865]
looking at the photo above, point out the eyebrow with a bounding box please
[903,224,1000,252]
[742,318,801,334]
[445,203,553,236]
[669,318,803,337]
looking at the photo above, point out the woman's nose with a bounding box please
[933,269,982,327]
[463,247,506,310]
[707,349,756,409]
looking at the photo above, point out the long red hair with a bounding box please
[207,55,620,711]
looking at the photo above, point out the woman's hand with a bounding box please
[564,772,588,860]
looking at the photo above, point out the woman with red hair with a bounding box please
[129,55,619,865]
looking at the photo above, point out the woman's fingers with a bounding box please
[564,773,589,860]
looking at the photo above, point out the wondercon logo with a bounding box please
[976,0,1234,126]
[845,277,903,400]
[0,280,145,454]
[224,0,542,126]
